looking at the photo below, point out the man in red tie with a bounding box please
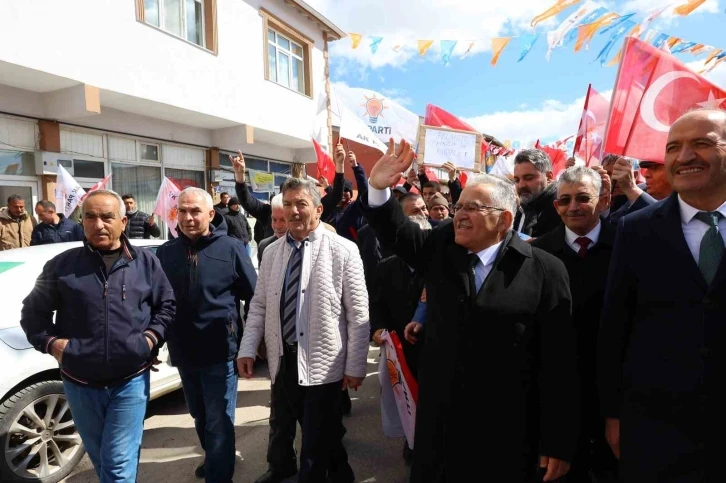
[532,166,619,482]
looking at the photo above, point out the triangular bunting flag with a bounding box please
[531,0,583,27]
[440,40,457,65]
[370,36,383,54]
[417,40,434,57]
[491,37,511,66]
[349,33,362,49]
[674,0,707,16]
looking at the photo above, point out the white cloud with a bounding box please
[622,0,719,18]
[463,90,612,143]
[379,88,413,106]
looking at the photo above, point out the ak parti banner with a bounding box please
[604,36,726,163]
[573,84,610,166]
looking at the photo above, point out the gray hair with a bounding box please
[179,187,214,211]
[281,178,322,207]
[557,166,603,196]
[83,189,126,218]
[467,173,518,227]
[271,193,283,210]
[514,149,552,174]
[408,214,431,230]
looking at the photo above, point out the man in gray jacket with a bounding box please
[236,175,369,483]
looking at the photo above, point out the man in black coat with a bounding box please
[533,166,618,482]
[229,152,274,242]
[255,193,287,266]
[122,194,161,239]
[512,149,562,238]
[363,140,579,483]
[224,197,252,247]
[599,109,726,482]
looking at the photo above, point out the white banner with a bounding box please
[339,105,388,153]
[330,84,420,144]
[54,165,86,217]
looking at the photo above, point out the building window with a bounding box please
[137,0,217,52]
[111,163,162,221]
[166,168,204,190]
[0,151,35,176]
[140,143,160,162]
[73,159,105,178]
[261,9,312,97]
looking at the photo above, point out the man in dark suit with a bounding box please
[533,166,618,482]
[599,109,726,482]
[363,139,579,483]
[255,193,286,266]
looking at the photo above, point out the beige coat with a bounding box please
[0,207,36,250]
[238,223,370,386]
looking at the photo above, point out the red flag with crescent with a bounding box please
[574,84,610,166]
[604,37,726,163]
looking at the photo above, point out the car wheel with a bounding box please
[0,381,85,483]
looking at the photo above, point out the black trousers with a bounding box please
[266,343,351,482]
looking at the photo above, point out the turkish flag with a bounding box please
[536,139,568,175]
[424,167,439,182]
[574,84,610,166]
[604,37,726,163]
[313,139,335,185]
[424,104,490,160]
[459,171,468,188]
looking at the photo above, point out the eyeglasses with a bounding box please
[452,202,505,214]
[556,194,596,205]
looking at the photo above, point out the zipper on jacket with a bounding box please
[122,268,127,301]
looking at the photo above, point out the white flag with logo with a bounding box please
[330,84,420,144]
[153,177,182,237]
[339,105,388,153]
[55,165,86,217]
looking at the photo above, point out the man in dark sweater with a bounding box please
[122,194,161,239]
[156,187,257,482]
[532,166,618,483]
[224,197,252,253]
[512,149,561,239]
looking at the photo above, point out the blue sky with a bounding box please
[308,0,726,144]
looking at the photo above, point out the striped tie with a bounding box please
[282,244,304,344]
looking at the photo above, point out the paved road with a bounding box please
[64,346,410,483]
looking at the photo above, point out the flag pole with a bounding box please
[601,37,630,164]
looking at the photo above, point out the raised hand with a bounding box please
[369,139,415,190]
[334,143,346,173]
[230,150,246,183]
[348,151,358,168]
[442,161,458,182]
[319,176,330,190]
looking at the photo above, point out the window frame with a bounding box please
[136,0,217,54]
[138,142,161,163]
[260,8,313,98]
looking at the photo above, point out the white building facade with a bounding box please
[0,0,342,221]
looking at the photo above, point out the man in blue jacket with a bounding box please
[20,189,176,483]
[31,200,85,245]
[156,187,257,483]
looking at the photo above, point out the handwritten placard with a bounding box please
[417,125,482,171]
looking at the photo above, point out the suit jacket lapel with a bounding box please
[654,193,707,291]
[474,232,528,305]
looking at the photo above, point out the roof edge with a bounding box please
[284,0,346,40]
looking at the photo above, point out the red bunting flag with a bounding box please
[604,37,726,163]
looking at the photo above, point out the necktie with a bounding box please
[694,211,724,285]
[574,237,591,258]
[282,244,304,344]
[468,253,480,296]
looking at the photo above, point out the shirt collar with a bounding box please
[678,194,726,224]
[286,222,325,248]
[469,241,503,268]
[564,221,602,246]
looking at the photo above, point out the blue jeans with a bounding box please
[178,361,237,483]
[62,372,150,483]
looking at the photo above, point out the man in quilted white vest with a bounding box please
[237,175,370,483]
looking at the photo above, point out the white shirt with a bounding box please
[367,185,392,207]
[678,195,726,264]
[564,221,602,253]
[470,242,503,292]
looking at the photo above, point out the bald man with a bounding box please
[599,109,726,482]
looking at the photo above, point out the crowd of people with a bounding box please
[8,107,726,483]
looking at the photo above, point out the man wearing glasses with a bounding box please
[532,166,619,482]
[362,139,579,483]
